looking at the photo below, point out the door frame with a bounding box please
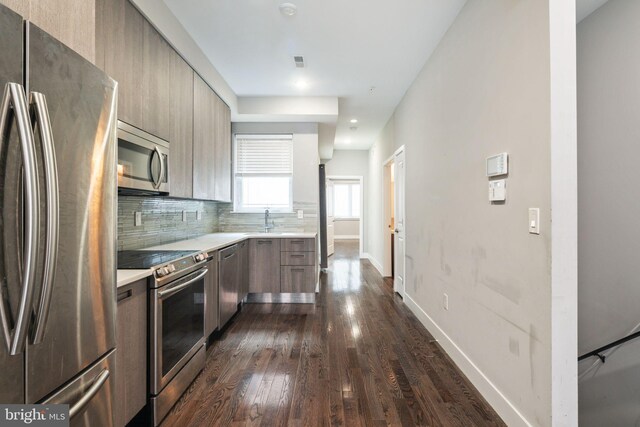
[383,146,405,293]
[326,175,364,257]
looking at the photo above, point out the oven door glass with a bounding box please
[160,276,205,377]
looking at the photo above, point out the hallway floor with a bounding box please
[162,240,505,426]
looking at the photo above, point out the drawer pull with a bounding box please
[257,240,273,244]
[291,268,305,272]
[117,289,132,302]
[291,240,304,244]
[290,254,305,258]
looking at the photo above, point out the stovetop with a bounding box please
[117,250,199,269]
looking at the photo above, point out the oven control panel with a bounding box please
[193,252,209,262]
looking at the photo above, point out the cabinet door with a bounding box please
[115,281,147,427]
[249,238,281,293]
[238,240,249,302]
[97,0,143,130]
[281,266,317,293]
[204,257,218,337]
[169,50,194,198]
[214,94,231,202]
[192,74,216,200]
[142,18,170,140]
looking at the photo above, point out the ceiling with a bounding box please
[162,0,466,150]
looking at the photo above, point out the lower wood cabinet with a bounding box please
[115,280,147,427]
[238,240,249,303]
[281,266,317,293]
[249,238,281,293]
[204,256,219,338]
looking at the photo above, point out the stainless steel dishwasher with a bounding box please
[218,244,240,327]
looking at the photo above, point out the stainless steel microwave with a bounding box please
[117,121,170,195]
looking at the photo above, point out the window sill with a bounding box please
[231,210,296,214]
[334,217,360,221]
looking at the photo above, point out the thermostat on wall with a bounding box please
[486,153,508,177]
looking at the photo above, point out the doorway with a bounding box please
[383,147,405,297]
[326,176,364,258]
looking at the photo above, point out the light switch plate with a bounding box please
[196,210,202,221]
[134,211,142,227]
[529,208,540,234]
[182,210,187,222]
[297,210,304,219]
[489,179,507,202]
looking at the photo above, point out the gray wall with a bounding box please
[366,1,569,424]
[577,1,640,424]
[118,196,219,250]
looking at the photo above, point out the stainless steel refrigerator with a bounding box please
[0,4,117,425]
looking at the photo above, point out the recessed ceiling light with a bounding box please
[294,79,308,90]
[345,139,352,144]
[279,2,297,16]
[350,119,358,124]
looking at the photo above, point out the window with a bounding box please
[333,182,360,219]
[234,134,293,212]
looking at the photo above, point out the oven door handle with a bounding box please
[158,269,208,299]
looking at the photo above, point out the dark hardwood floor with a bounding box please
[162,240,505,426]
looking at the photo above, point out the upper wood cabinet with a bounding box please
[192,74,217,200]
[169,50,194,199]
[214,94,232,202]
[96,0,170,141]
[1,0,96,63]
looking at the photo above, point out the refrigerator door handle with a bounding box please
[29,92,59,344]
[69,369,110,419]
[0,82,40,355]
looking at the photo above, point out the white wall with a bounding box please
[325,150,369,243]
[217,123,319,233]
[365,1,577,425]
[334,219,359,238]
[366,119,395,270]
[577,1,640,424]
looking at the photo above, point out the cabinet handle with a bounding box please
[290,254,305,258]
[257,240,272,244]
[291,240,304,244]
[291,268,305,272]
[117,289,132,302]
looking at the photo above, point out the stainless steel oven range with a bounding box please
[149,250,211,425]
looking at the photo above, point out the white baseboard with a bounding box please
[402,293,531,427]
[360,252,384,276]
[334,235,359,240]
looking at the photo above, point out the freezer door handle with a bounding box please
[29,91,59,345]
[0,82,40,355]
[69,369,110,419]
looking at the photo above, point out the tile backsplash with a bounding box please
[216,201,318,233]
[117,196,219,250]
[117,197,318,251]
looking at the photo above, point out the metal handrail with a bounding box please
[578,330,640,363]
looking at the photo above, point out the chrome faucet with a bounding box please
[264,209,275,233]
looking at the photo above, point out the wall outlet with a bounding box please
[443,293,449,310]
[134,211,142,227]
[196,210,202,221]
[182,210,187,222]
[297,210,304,219]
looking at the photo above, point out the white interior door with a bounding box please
[327,180,335,256]
[394,150,406,297]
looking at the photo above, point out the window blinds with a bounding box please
[235,135,293,175]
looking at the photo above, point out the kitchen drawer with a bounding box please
[281,251,315,266]
[282,238,315,252]
[281,266,317,293]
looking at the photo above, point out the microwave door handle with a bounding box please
[29,92,59,345]
[158,269,208,299]
[152,146,164,189]
[0,83,40,355]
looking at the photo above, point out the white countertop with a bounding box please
[116,231,317,288]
